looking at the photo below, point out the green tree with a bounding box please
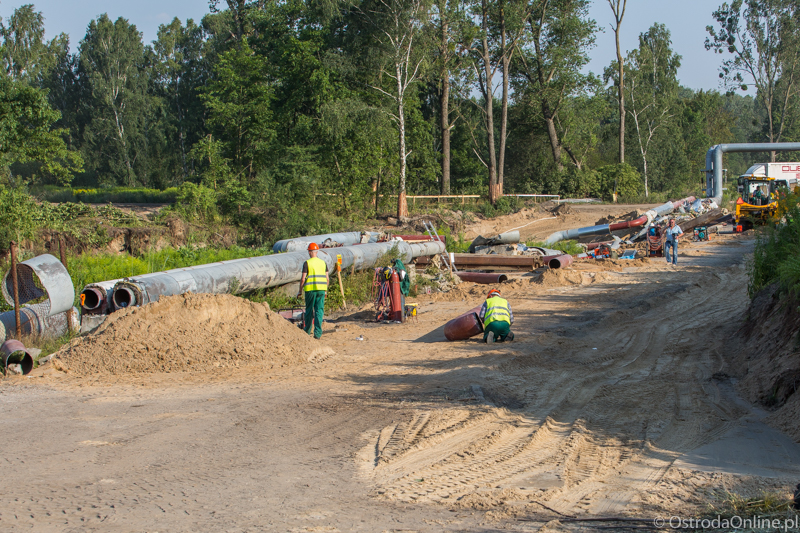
[621,24,681,197]
[77,14,152,186]
[0,75,83,186]
[706,0,800,161]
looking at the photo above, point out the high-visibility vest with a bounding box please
[304,257,329,292]
[484,296,510,326]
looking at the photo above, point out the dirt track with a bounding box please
[2,233,800,532]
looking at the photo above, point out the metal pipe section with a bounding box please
[393,235,434,242]
[1,254,74,316]
[456,272,509,284]
[544,254,573,269]
[705,143,800,204]
[0,305,79,342]
[544,197,695,244]
[80,280,120,315]
[113,240,445,308]
[444,306,484,341]
[417,254,538,268]
[1,339,34,375]
[272,231,383,253]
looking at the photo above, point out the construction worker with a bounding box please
[664,218,683,266]
[298,242,329,339]
[479,289,514,344]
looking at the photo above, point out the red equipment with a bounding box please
[647,226,664,257]
[372,267,405,322]
[307,242,319,251]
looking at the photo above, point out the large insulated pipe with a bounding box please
[543,197,695,244]
[1,254,74,316]
[0,305,79,342]
[444,306,484,341]
[456,273,509,284]
[272,231,383,253]
[113,240,445,308]
[705,143,800,204]
[1,339,34,375]
[80,280,120,315]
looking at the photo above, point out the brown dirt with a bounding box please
[55,293,334,375]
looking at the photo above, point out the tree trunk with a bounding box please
[497,4,508,200]
[643,156,648,197]
[440,65,451,195]
[481,0,498,204]
[616,25,625,163]
[397,63,409,219]
[542,102,563,171]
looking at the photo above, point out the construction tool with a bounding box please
[423,221,457,272]
[336,254,347,310]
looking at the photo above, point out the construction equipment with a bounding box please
[372,267,404,322]
[647,226,664,257]
[734,165,796,229]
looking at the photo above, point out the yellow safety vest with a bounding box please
[484,296,511,326]
[304,257,329,292]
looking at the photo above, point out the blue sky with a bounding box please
[0,0,743,94]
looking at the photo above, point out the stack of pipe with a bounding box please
[111,240,445,309]
[543,196,696,245]
[1,254,77,341]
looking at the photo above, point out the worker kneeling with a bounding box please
[479,289,514,344]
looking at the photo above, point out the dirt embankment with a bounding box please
[730,284,800,441]
[55,293,334,375]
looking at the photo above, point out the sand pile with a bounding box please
[56,293,333,375]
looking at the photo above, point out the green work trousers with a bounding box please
[303,290,326,339]
[483,320,511,342]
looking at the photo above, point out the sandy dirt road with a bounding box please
[2,234,800,532]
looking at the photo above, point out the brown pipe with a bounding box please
[456,272,508,284]
[584,241,612,250]
[543,254,573,269]
[1,339,34,375]
[80,287,105,311]
[393,235,433,242]
[416,254,537,268]
[444,306,484,341]
[608,215,648,231]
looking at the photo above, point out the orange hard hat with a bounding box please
[487,289,500,298]
[307,242,319,251]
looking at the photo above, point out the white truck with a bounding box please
[739,162,800,188]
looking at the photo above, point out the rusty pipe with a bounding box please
[544,254,573,269]
[444,306,484,341]
[456,272,508,284]
[1,339,34,375]
[416,254,537,268]
[393,235,434,242]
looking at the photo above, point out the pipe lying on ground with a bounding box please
[393,235,434,242]
[1,254,74,317]
[444,306,483,341]
[80,280,120,315]
[416,254,539,269]
[543,196,696,245]
[456,272,508,284]
[272,231,383,253]
[1,339,34,375]
[0,306,79,342]
[112,240,445,308]
[543,254,573,269]
[469,231,520,252]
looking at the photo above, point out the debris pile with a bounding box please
[56,293,333,375]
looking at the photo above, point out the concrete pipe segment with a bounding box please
[2,254,74,316]
[112,240,445,308]
[444,306,484,341]
[1,339,35,375]
[79,280,121,316]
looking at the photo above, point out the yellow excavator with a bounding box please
[734,175,790,229]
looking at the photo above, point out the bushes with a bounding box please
[596,163,643,201]
[33,186,178,204]
[748,190,800,298]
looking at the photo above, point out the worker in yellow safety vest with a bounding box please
[298,242,330,339]
[478,289,514,343]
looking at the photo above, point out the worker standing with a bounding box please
[664,218,683,266]
[298,243,330,339]
[479,289,514,344]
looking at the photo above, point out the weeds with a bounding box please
[701,490,795,525]
[748,189,800,298]
[526,239,585,255]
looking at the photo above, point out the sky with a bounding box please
[0,0,743,94]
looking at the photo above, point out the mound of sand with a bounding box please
[56,293,333,375]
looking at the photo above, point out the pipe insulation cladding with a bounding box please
[112,240,446,308]
[1,254,74,316]
[272,231,383,253]
[705,143,800,205]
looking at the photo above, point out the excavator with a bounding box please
[734,173,791,229]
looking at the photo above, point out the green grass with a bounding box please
[526,239,584,255]
[697,490,796,531]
